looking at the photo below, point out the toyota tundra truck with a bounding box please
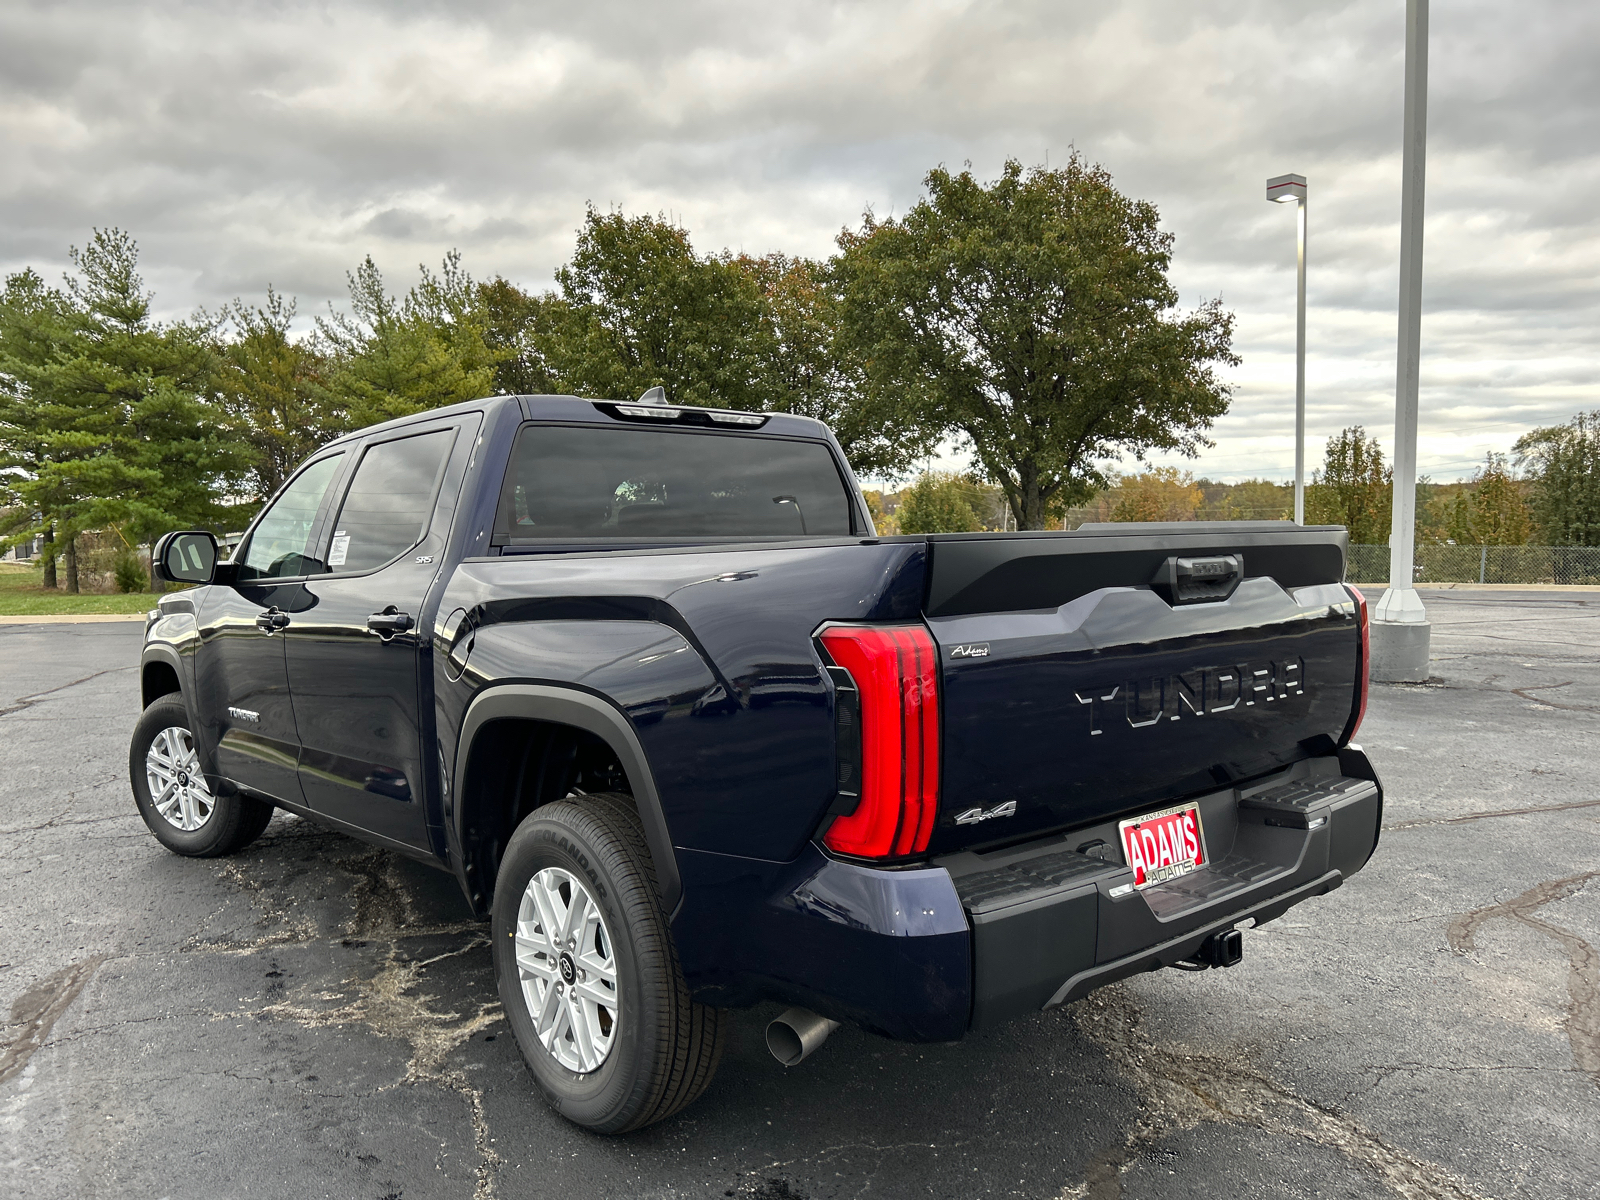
[132,391,1379,1133]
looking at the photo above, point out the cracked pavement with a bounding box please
[2,590,1598,1199]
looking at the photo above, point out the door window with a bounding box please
[327,429,455,574]
[238,454,344,581]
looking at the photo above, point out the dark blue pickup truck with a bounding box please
[133,391,1379,1132]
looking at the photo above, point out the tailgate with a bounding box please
[922,524,1360,856]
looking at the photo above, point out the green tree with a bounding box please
[551,209,769,409]
[1447,453,1530,546]
[476,276,568,396]
[1304,427,1392,543]
[1207,478,1291,521]
[1516,411,1600,545]
[1111,468,1203,522]
[895,470,981,533]
[213,287,340,503]
[735,253,930,477]
[317,251,499,427]
[835,156,1236,530]
[458,218,929,478]
[0,230,243,592]
[1414,476,1451,545]
[0,267,74,586]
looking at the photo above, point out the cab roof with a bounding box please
[323,394,834,449]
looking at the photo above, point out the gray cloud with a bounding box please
[2,0,1597,480]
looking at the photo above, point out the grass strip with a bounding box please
[0,563,171,615]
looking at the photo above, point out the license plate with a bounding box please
[1118,801,1207,889]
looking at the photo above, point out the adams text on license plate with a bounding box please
[1118,801,1207,889]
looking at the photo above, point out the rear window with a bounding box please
[499,425,855,540]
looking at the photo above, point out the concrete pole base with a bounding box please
[1370,619,1432,683]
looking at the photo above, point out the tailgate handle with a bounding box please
[1151,554,1243,605]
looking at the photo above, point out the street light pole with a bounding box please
[1267,173,1308,523]
[1371,0,1431,682]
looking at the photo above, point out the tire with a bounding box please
[492,793,726,1133]
[129,695,275,857]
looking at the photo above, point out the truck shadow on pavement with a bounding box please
[103,811,1507,1200]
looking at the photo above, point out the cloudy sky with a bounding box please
[4,0,1597,482]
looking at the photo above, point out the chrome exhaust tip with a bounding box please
[765,1007,841,1066]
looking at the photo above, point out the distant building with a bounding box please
[4,535,43,562]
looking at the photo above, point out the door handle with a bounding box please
[254,608,291,633]
[367,608,414,639]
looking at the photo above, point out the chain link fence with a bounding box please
[1346,544,1600,585]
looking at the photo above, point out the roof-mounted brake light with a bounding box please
[599,401,771,428]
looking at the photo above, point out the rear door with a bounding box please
[283,418,474,848]
[192,451,347,802]
[922,526,1361,855]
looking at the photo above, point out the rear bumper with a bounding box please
[948,745,1383,1029]
[1041,867,1345,1010]
[672,749,1381,1041]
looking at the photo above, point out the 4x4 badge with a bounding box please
[953,800,1017,825]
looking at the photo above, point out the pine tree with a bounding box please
[317,252,500,427]
[0,268,76,584]
[214,288,341,502]
[0,230,244,591]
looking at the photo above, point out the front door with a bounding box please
[192,451,347,802]
[284,423,463,848]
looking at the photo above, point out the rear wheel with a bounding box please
[129,695,275,857]
[492,794,725,1133]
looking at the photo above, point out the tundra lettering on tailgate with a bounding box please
[1074,658,1305,736]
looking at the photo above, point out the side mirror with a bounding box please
[152,531,219,585]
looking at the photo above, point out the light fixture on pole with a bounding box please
[1371,0,1431,681]
[1266,173,1308,525]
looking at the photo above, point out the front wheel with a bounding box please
[129,695,275,857]
[492,795,726,1133]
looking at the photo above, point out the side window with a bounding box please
[238,454,344,581]
[327,429,455,574]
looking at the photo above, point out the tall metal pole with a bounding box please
[1267,173,1308,522]
[1295,194,1307,525]
[1371,0,1431,681]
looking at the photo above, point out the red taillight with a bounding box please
[1345,585,1370,743]
[817,624,940,858]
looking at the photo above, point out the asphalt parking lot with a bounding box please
[2,589,1597,1200]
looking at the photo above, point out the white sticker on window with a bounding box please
[328,533,350,568]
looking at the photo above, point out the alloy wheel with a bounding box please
[145,725,216,832]
[514,866,620,1073]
